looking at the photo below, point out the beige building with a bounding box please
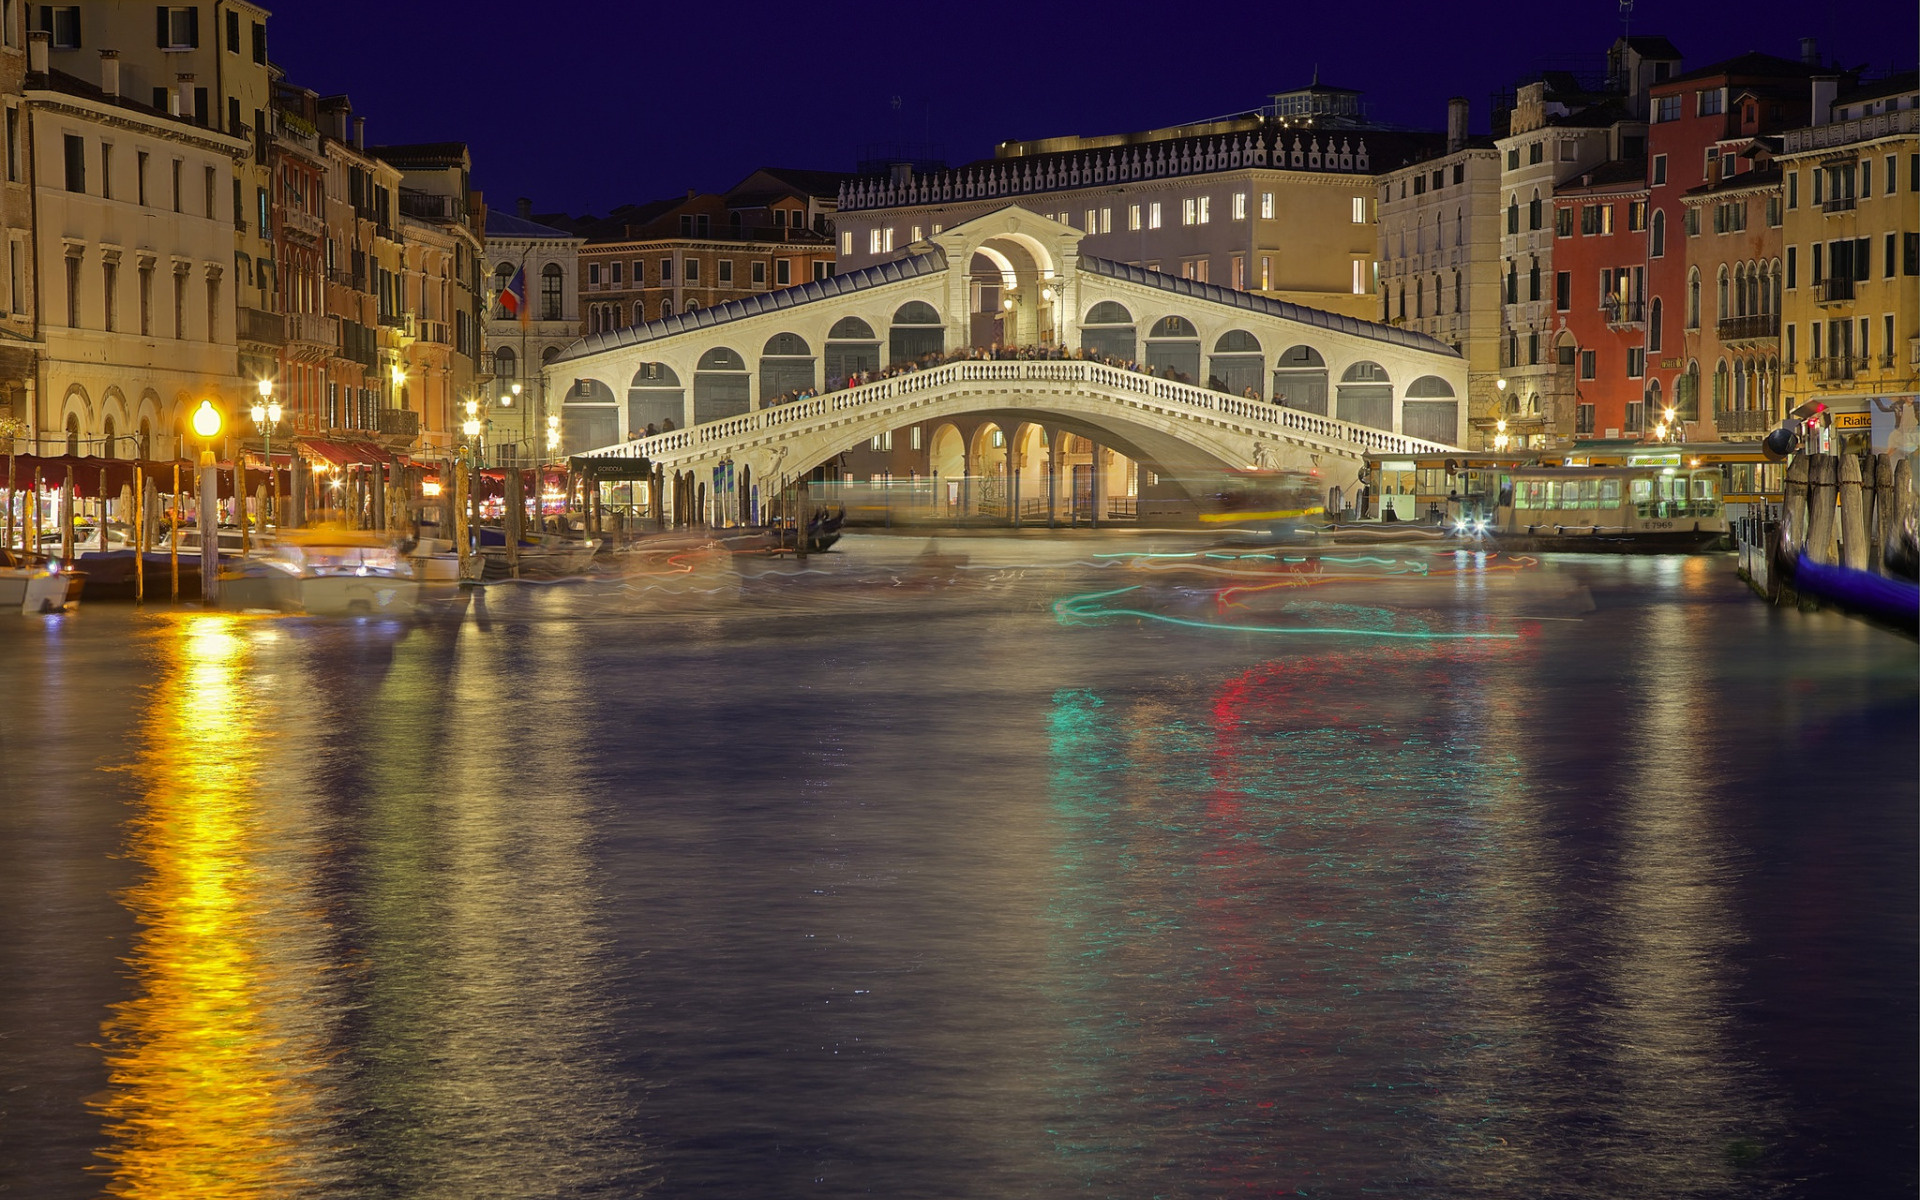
[835,84,1442,330]
[46,0,276,386]
[483,200,581,464]
[1376,99,1504,445]
[1778,72,1920,450]
[26,30,246,458]
[0,0,36,427]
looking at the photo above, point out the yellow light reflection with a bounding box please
[91,614,329,1197]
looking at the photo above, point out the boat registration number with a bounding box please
[1643,520,1674,530]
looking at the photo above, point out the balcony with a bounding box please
[327,266,366,291]
[1601,296,1644,328]
[415,319,450,345]
[1816,278,1855,306]
[1716,312,1779,344]
[1809,356,1853,382]
[398,189,462,224]
[1714,409,1773,436]
[1821,195,1857,214]
[1783,106,1918,153]
[279,205,324,241]
[377,312,411,331]
[377,407,419,439]
[286,311,339,348]
[238,306,285,346]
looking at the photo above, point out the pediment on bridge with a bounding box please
[930,205,1082,281]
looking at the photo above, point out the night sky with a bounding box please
[270,0,1915,219]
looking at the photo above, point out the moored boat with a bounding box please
[1487,464,1728,553]
[0,549,72,613]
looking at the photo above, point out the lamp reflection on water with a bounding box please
[91,614,338,1197]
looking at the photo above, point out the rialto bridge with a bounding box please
[545,206,1465,520]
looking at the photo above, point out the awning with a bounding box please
[299,439,392,467]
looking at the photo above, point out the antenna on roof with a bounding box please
[1619,0,1633,41]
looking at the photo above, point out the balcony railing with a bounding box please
[1816,277,1855,304]
[1810,356,1854,381]
[238,306,285,346]
[1783,106,1918,153]
[1821,195,1857,214]
[278,205,324,240]
[377,312,410,330]
[286,311,339,347]
[1601,296,1644,326]
[327,267,366,290]
[398,189,462,224]
[1716,312,1779,342]
[1713,409,1773,435]
[416,319,450,345]
[377,408,419,439]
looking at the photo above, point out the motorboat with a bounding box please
[0,548,72,614]
[1485,465,1728,553]
[407,537,463,582]
[478,530,603,580]
[225,529,420,616]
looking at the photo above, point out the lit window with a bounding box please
[883,228,894,252]
[1149,202,1162,229]
[910,426,922,450]
[1351,260,1366,294]
[1128,204,1141,231]
[1182,198,1196,226]
[868,229,881,254]
[841,231,853,255]
[1351,196,1368,223]
[1197,195,1211,224]
[910,225,922,241]
[1099,208,1111,233]
[1084,209,1096,232]
[1232,192,1247,220]
[1260,256,1271,290]
[1260,192,1274,219]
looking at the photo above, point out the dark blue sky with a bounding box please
[271,0,1913,218]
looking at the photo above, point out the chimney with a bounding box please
[516,196,533,219]
[98,50,119,98]
[1446,97,1468,153]
[174,73,194,119]
[1799,37,1818,66]
[27,29,47,75]
[352,116,365,150]
[1810,75,1839,126]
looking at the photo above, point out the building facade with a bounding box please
[1551,161,1651,439]
[27,31,246,459]
[1778,72,1920,450]
[483,201,581,464]
[834,84,1441,326]
[0,0,35,428]
[1375,99,1504,444]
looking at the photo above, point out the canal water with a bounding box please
[0,534,1912,1199]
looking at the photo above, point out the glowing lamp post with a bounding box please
[190,399,222,605]
[249,379,282,525]
[1493,418,1510,454]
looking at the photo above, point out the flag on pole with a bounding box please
[500,264,529,324]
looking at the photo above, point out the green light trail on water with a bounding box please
[1052,586,1520,640]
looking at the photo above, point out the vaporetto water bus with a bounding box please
[1487,463,1728,553]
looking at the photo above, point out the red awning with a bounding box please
[299,439,391,467]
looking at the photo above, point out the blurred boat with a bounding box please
[222,528,420,616]
[0,548,72,613]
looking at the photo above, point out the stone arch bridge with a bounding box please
[545,206,1464,513]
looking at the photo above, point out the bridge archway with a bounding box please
[629,364,684,433]
[928,422,966,491]
[1146,315,1201,383]
[694,346,750,421]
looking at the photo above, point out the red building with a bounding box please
[1553,162,1651,439]
[1644,50,1821,437]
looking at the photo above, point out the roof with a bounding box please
[484,209,581,240]
[366,142,470,170]
[1682,162,1783,198]
[1835,71,1920,108]
[554,250,950,363]
[1077,257,1461,359]
[1555,158,1648,194]
[1662,51,1819,87]
[727,166,853,199]
[1621,35,1683,60]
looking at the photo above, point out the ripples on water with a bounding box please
[0,535,1911,1199]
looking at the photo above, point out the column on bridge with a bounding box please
[1045,426,1059,529]
[1090,440,1103,529]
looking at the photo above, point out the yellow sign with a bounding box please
[1831,412,1870,430]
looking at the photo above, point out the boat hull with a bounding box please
[298,574,421,617]
[0,567,72,613]
[1490,526,1728,554]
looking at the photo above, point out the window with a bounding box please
[775,259,790,286]
[541,263,563,320]
[62,134,84,193]
[1627,347,1645,378]
[250,22,266,66]
[868,229,881,254]
[43,5,79,48]
[910,224,922,241]
[138,263,151,335]
[1579,348,1596,380]
[1787,170,1798,210]
[1231,255,1244,289]
[1785,324,1795,365]
[1260,192,1274,219]
[1260,256,1271,290]
[1554,270,1571,310]
[1888,232,1899,278]
[1508,198,1519,235]
[203,165,215,219]
[158,5,199,49]
[172,270,185,339]
[1888,155,1898,195]
[1099,207,1111,233]
[205,272,218,342]
[1528,191,1541,229]
[1148,202,1162,229]
[1785,245,1797,289]
[1507,148,1519,170]
[1766,194,1782,227]
[684,258,700,283]
[1351,260,1365,295]
[751,260,766,285]
[1527,258,1540,301]
[171,159,181,213]
[718,259,733,285]
[4,107,15,185]
[1232,192,1247,220]
[1197,195,1211,224]
[1627,200,1647,232]
[100,259,116,331]
[224,8,238,51]
[1698,88,1723,116]
[1350,196,1367,224]
[840,231,853,255]
[1649,298,1663,351]
[1861,159,1872,196]
[1651,209,1665,257]
[1555,206,1572,237]
[1528,141,1543,164]
[1181,197,1196,226]
[1652,154,1667,185]
[1686,267,1700,327]
[587,262,600,287]
[882,227,894,252]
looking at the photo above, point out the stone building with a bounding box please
[0,0,35,427]
[1374,98,1503,446]
[483,200,582,463]
[833,83,1442,326]
[26,30,246,458]
[1551,159,1651,439]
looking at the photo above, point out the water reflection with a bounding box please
[94,615,344,1196]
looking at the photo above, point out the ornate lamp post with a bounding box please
[190,399,222,605]
[249,379,282,526]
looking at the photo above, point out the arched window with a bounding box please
[1080,301,1135,361]
[1397,285,1406,321]
[493,263,514,319]
[1687,268,1700,328]
[1648,297,1663,352]
[659,298,673,318]
[1716,265,1729,320]
[1455,207,1464,244]
[1433,273,1442,315]
[628,363,683,433]
[1527,257,1540,301]
[1402,375,1457,442]
[1506,195,1519,235]
[826,316,881,384]
[1414,277,1424,318]
[540,263,564,322]
[1209,330,1264,396]
[1505,259,1517,305]
[693,347,750,422]
[1745,262,1760,317]
[1650,209,1666,258]
[1336,361,1393,431]
[101,415,116,459]
[1271,345,1328,414]
[494,346,517,380]
[1712,358,1729,411]
[761,332,816,399]
[634,301,646,325]
[1453,270,1462,314]
[1528,189,1541,230]
[1145,315,1201,382]
[65,414,80,456]
[1770,259,1782,316]
[889,300,943,363]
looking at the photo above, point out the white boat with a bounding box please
[407,537,462,582]
[237,530,421,616]
[0,551,71,614]
[1486,464,1729,553]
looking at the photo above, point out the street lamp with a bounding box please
[190,399,222,605]
[545,412,561,457]
[249,379,282,526]
[462,397,484,465]
[1493,417,1510,454]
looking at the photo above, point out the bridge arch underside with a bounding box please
[657,383,1364,499]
